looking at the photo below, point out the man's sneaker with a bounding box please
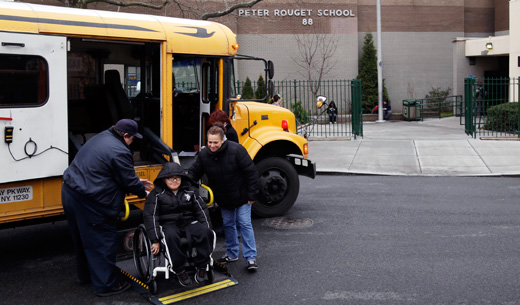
[218,255,238,263]
[176,270,192,287]
[195,267,206,283]
[246,260,258,271]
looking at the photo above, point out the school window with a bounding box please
[0,55,48,107]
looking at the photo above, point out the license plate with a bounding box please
[0,186,33,204]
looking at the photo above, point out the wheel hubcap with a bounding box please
[260,170,287,203]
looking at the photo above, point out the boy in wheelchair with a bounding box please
[143,162,214,287]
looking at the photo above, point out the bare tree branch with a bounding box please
[86,0,172,10]
[201,0,262,20]
[58,0,262,19]
[292,33,338,98]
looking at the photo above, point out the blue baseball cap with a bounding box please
[115,119,142,139]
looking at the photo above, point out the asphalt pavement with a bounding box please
[308,116,520,176]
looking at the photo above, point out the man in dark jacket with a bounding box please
[61,119,152,297]
[188,126,260,271]
[383,99,392,120]
[143,162,214,286]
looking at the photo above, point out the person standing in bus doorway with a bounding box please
[208,110,238,143]
[61,119,153,297]
[188,126,260,271]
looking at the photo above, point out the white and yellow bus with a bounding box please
[0,2,315,227]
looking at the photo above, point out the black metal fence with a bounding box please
[236,79,363,138]
[464,77,520,138]
[402,95,463,122]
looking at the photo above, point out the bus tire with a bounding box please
[253,157,299,217]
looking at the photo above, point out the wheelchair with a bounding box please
[132,223,216,295]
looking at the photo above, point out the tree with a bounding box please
[357,33,390,113]
[292,32,338,99]
[241,77,254,99]
[254,75,266,101]
[61,0,262,20]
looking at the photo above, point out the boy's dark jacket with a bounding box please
[143,162,210,243]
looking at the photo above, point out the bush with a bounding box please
[241,77,254,99]
[425,87,452,112]
[290,100,309,124]
[484,102,518,133]
[357,33,390,113]
[255,75,267,101]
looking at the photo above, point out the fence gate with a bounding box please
[273,79,363,139]
[464,77,520,138]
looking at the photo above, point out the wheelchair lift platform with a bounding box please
[117,257,238,304]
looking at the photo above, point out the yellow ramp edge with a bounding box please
[157,278,238,304]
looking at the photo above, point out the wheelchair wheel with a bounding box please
[149,280,158,295]
[207,266,215,284]
[133,224,153,283]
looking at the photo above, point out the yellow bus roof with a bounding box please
[0,2,237,56]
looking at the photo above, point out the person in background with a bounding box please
[327,101,338,124]
[269,94,282,107]
[383,99,392,120]
[61,119,153,297]
[143,162,213,287]
[208,110,238,143]
[188,126,260,271]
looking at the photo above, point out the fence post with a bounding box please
[464,77,476,138]
[351,79,363,139]
[293,80,298,112]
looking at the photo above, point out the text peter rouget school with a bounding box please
[237,8,356,18]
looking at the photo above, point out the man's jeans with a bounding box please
[221,204,257,261]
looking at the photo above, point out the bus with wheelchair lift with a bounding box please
[0,2,315,302]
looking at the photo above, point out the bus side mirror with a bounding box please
[268,80,274,98]
[267,60,274,80]
[316,95,328,108]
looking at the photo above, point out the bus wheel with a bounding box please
[253,157,299,217]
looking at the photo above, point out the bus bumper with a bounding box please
[286,154,316,179]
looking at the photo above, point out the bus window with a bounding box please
[0,55,48,107]
[229,60,237,98]
[127,66,141,98]
[173,58,199,93]
[201,60,218,105]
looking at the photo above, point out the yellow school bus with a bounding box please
[0,2,315,227]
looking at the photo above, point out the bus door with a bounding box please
[200,59,218,148]
[0,32,68,184]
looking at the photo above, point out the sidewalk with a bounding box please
[307,117,520,176]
